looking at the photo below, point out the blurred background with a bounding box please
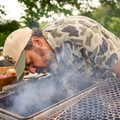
[0,0,120,47]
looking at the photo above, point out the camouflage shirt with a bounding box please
[42,16,120,79]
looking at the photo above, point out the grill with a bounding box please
[0,74,102,120]
[46,78,120,120]
[1,73,120,120]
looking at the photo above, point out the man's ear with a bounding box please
[31,36,43,47]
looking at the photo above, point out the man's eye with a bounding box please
[26,62,31,66]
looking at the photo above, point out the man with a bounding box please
[3,16,120,82]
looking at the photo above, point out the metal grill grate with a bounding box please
[46,78,120,120]
[0,75,101,119]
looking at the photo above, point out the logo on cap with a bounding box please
[4,55,16,66]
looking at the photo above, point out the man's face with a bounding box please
[25,46,56,74]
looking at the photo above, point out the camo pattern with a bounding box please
[42,16,120,79]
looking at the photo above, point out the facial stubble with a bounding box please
[33,46,57,73]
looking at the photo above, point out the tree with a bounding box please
[99,0,120,17]
[0,5,6,23]
[93,0,120,38]
[0,5,6,16]
[92,5,120,38]
[0,20,21,33]
[17,0,95,28]
[0,5,22,47]
[0,20,21,47]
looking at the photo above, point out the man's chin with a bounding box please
[35,62,58,74]
[35,67,46,74]
[41,68,48,74]
[35,67,54,74]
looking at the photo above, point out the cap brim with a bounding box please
[15,50,25,82]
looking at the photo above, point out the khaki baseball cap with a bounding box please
[3,27,33,82]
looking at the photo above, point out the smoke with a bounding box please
[3,76,60,117]
[0,71,98,117]
[0,45,110,117]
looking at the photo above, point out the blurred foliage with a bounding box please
[0,0,120,47]
[0,5,6,16]
[99,0,120,17]
[0,5,7,24]
[98,0,120,37]
[17,0,95,27]
[80,11,93,18]
[0,20,21,47]
[0,20,21,33]
[0,33,8,47]
[92,5,120,38]
[40,22,48,29]
[107,18,120,38]
[29,21,39,28]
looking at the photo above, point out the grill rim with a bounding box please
[0,78,102,120]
